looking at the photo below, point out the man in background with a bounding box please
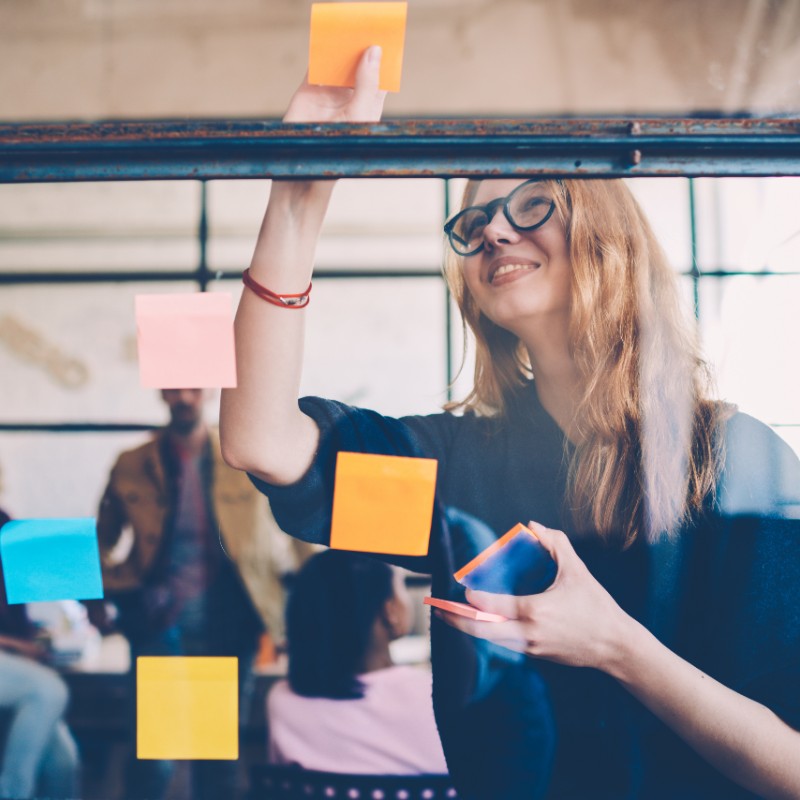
[90,388,309,800]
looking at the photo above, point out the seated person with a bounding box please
[0,508,80,800]
[267,549,448,775]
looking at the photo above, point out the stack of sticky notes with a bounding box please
[455,523,557,596]
[423,523,556,624]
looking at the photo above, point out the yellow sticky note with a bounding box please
[137,657,238,760]
[309,2,408,92]
[330,452,437,556]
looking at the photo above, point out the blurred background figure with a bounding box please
[0,506,81,800]
[268,549,448,775]
[89,388,309,800]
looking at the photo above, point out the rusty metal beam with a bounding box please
[2,117,800,182]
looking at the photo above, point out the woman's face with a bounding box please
[460,179,572,335]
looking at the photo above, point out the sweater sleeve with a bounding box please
[248,397,460,574]
[692,414,800,730]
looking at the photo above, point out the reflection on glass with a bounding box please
[0,183,201,274]
[224,175,800,800]
[0,176,799,799]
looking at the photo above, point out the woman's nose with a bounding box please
[483,208,521,248]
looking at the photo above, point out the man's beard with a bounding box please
[169,406,201,436]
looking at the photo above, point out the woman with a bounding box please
[220,49,800,799]
[267,550,447,775]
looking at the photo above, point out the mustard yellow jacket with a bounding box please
[96,428,311,642]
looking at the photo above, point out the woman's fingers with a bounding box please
[433,609,529,654]
[283,47,386,123]
[350,45,387,121]
[464,588,521,619]
[527,520,574,567]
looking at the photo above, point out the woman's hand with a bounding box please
[283,46,387,124]
[434,521,634,672]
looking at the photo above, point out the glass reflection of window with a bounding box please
[693,178,800,457]
[1,177,799,516]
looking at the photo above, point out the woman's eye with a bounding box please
[523,196,549,209]
[463,219,485,239]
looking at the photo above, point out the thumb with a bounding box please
[351,46,387,119]
[355,45,382,91]
[526,520,571,565]
[464,588,521,619]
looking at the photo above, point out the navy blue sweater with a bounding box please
[252,383,800,800]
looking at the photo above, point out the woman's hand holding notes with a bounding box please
[284,46,387,124]
[434,520,631,671]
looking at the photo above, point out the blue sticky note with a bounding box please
[454,523,557,596]
[0,518,104,604]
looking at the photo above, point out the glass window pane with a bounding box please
[0,282,206,423]
[207,179,446,272]
[214,276,448,417]
[0,182,201,273]
[694,177,800,274]
[0,431,148,519]
[626,178,691,272]
[699,274,800,429]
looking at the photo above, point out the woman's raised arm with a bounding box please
[220,47,387,485]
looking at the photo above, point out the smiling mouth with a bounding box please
[490,263,540,284]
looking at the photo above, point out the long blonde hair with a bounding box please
[444,178,730,547]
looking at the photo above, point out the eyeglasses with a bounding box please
[443,180,558,256]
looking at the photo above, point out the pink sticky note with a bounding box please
[135,293,237,389]
[423,596,508,623]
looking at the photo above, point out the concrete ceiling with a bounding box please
[1,0,799,120]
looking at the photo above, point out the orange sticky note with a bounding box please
[137,656,238,760]
[309,2,408,92]
[330,452,437,556]
[135,293,237,389]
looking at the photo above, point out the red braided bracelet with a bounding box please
[242,268,311,309]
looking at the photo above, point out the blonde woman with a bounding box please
[221,49,800,800]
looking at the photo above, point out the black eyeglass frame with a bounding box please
[443,179,559,257]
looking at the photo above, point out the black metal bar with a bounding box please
[3,266,797,287]
[198,180,210,291]
[0,268,447,285]
[3,420,797,435]
[443,178,453,402]
[0,271,201,285]
[0,423,159,433]
[688,178,701,320]
[3,118,800,182]
[676,269,800,277]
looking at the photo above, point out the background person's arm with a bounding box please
[0,633,46,660]
[220,47,387,486]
